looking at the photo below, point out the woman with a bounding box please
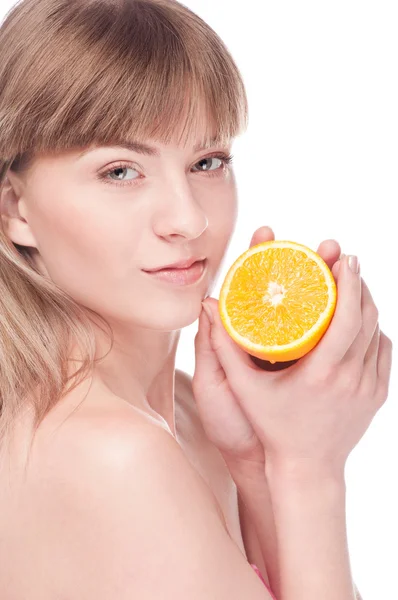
[0,0,391,598]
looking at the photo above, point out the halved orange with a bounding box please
[219,240,337,363]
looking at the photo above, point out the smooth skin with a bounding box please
[193,225,351,469]
[1,123,389,596]
[1,132,273,598]
[194,225,392,599]
[197,229,392,470]
[2,133,239,435]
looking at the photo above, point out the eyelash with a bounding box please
[96,152,234,188]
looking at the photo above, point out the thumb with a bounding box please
[201,297,259,387]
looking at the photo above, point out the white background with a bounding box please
[2,1,397,598]
[177,2,397,598]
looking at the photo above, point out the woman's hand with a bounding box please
[192,227,350,472]
[197,240,393,474]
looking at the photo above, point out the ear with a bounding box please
[1,171,38,248]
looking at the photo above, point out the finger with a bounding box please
[249,225,275,248]
[364,322,380,369]
[201,298,264,392]
[343,279,379,365]
[331,257,342,279]
[194,306,227,390]
[315,239,342,271]
[375,332,393,406]
[358,322,380,395]
[194,306,257,441]
[303,255,362,370]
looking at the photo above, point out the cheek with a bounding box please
[209,185,238,248]
[27,196,138,301]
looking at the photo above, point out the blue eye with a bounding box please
[192,154,234,173]
[192,156,223,171]
[110,165,139,181]
[99,164,139,185]
[96,152,234,188]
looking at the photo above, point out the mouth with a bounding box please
[142,259,207,285]
[143,256,206,272]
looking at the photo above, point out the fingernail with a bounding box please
[201,301,214,324]
[348,255,360,274]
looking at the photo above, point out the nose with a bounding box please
[151,179,209,241]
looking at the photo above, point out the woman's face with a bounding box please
[5,135,238,330]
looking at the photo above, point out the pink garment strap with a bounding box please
[250,564,277,599]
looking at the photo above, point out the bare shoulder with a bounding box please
[26,387,271,599]
[35,389,183,484]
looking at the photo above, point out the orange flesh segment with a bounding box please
[225,248,330,346]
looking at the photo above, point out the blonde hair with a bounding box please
[0,0,248,456]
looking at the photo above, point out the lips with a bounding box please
[143,257,206,272]
[143,259,207,285]
[155,259,204,272]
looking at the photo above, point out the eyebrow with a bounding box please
[77,138,226,160]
